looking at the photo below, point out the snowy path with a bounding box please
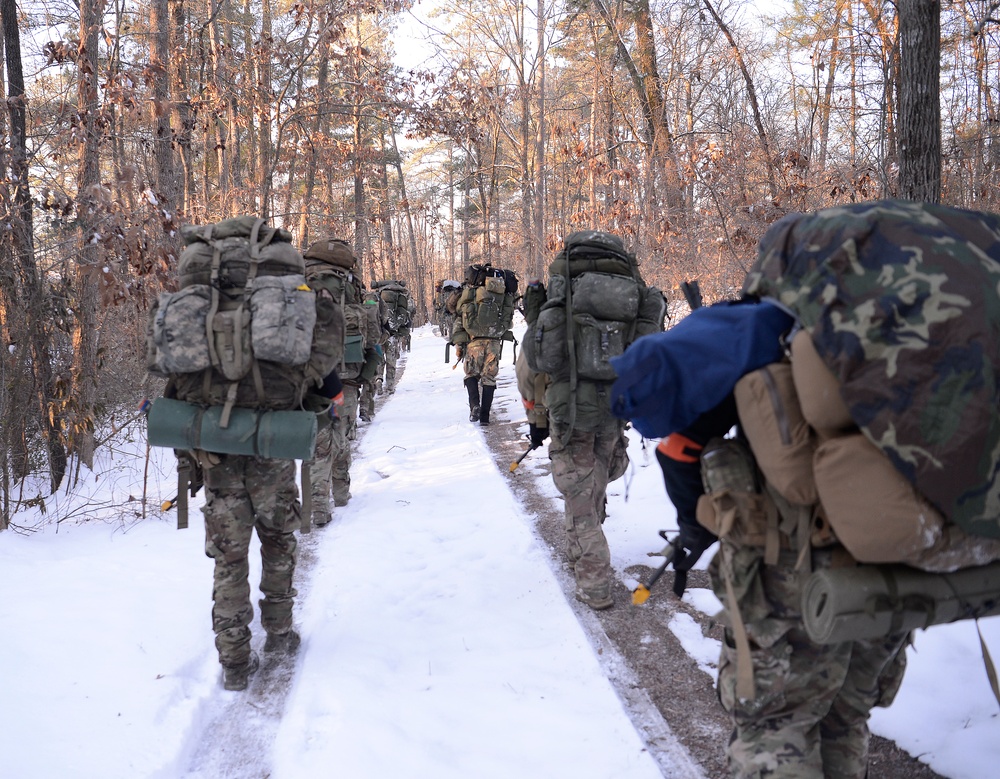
[261,330,684,778]
[4,325,1000,778]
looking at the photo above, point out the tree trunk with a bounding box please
[818,3,844,172]
[150,0,176,212]
[2,0,65,492]
[897,0,941,203]
[533,0,546,279]
[861,0,899,193]
[298,42,330,248]
[257,0,273,217]
[631,0,685,215]
[169,0,193,216]
[389,126,426,323]
[71,0,103,470]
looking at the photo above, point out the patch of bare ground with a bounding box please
[481,380,943,779]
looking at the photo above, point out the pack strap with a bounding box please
[794,505,813,573]
[721,543,756,701]
[176,457,190,530]
[205,233,224,370]
[562,256,578,447]
[300,461,312,534]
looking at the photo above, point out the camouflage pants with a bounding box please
[711,544,908,779]
[547,416,620,595]
[359,380,377,420]
[202,455,300,668]
[384,338,401,391]
[463,338,502,387]
[306,416,353,524]
[327,382,360,511]
[340,382,360,442]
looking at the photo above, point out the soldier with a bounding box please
[359,287,387,421]
[382,331,402,394]
[377,280,410,393]
[608,202,1000,776]
[203,364,342,690]
[302,238,368,520]
[519,235,663,609]
[450,263,517,426]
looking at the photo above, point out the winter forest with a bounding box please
[0,0,988,516]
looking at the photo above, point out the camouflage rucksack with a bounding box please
[524,231,665,432]
[304,239,366,381]
[375,281,411,334]
[454,263,518,339]
[745,200,1000,539]
[147,216,341,419]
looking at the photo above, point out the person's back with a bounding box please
[522,232,665,609]
[450,263,518,425]
[302,237,362,521]
[146,217,342,690]
[610,200,1000,777]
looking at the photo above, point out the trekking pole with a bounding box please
[509,443,539,473]
[632,542,677,605]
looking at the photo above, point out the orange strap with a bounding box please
[522,399,536,410]
[657,433,703,463]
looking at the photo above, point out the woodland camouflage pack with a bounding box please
[744,200,1000,539]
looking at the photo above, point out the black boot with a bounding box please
[464,376,480,422]
[479,385,496,426]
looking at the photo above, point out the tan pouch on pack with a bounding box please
[735,362,818,505]
[790,330,854,435]
[813,433,946,564]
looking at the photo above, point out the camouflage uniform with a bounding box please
[202,454,300,669]
[462,338,502,387]
[711,544,907,779]
[548,415,620,602]
[306,385,358,521]
[332,386,358,504]
[383,337,401,393]
[516,320,619,606]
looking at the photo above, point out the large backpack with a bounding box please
[375,281,411,334]
[524,232,665,431]
[455,263,518,339]
[304,246,367,381]
[147,216,341,420]
[745,200,1000,540]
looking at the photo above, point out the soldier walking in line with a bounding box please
[519,233,664,609]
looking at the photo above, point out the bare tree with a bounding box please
[898,0,942,202]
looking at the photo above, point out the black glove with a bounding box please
[671,523,717,597]
[529,423,549,448]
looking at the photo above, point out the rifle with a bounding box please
[445,341,451,364]
[680,280,703,311]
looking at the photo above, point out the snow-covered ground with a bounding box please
[1,324,998,779]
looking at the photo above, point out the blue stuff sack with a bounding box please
[609,299,794,438]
